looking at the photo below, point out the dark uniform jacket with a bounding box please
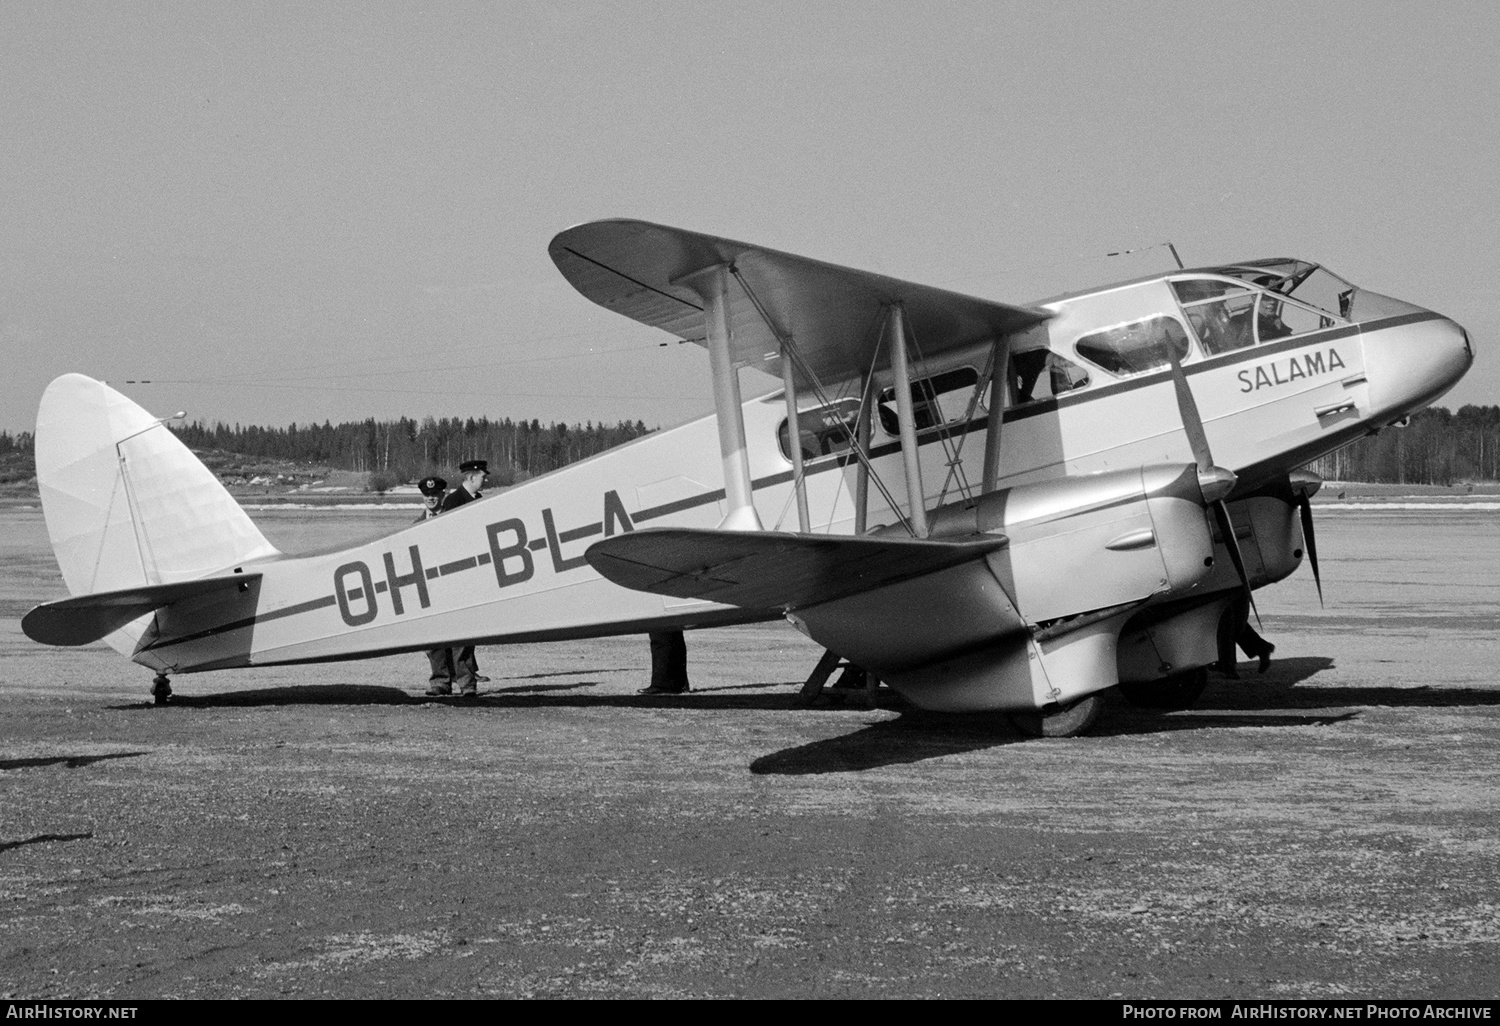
[439,486,481,513]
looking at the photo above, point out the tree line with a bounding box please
[1303,405,1500,485]
[168,415,655,487]
[3,403,1499,487]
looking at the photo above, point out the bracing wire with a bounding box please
[729,268,917,538]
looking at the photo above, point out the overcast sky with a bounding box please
[3,0,1496,434]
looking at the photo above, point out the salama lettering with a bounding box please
[1238,347,1346,393]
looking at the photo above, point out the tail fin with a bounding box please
[35,374,280,654]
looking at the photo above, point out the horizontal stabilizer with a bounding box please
[585,529,1008,611]
[550,220,1051,388]
[22,573,261,647]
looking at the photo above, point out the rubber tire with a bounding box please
[1008,694,1103,738]
[1118,667,1208,711]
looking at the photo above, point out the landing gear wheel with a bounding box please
[1008,694,1103,738]
[1118,667,1208,711]
[151,674,172,706]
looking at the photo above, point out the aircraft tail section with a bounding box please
[34,374,280,656]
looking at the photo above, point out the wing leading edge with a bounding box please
[549,219,1051,388]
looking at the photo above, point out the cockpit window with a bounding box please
[1174,281,1257,355]
[1008,349,1091,404]
[1074,315,1191,376]
[1175,277,1343,352]
[1279,266,1356,321]
[1196,261,1355,321]
[877,367,979,435]
[778,398,862,462]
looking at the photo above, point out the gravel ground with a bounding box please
[2,505,1498,999]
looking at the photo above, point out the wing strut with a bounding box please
[853,370,875,534]
[982,338,1010,493]
[678,264,762,532]
[779,335,811,532]
[730,264,912,538]
[887,304,929,538]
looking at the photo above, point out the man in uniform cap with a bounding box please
[416,476,446,520]
[438,460,491,696]
[440,460,488,513]
[415,477,457,694]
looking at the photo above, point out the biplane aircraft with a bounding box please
[22,220,1473,735]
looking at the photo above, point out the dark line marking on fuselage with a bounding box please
[139,594,338,652]
[635,489,728,523]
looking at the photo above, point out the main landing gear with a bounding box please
[1008,694,1103,738]
[151,674,172,706]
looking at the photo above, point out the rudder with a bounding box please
[35,374,280,655]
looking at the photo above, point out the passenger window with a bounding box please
[876,367,979,436]
[1008,349,1091,405]
[1074,316,1191,376]
[777,398,862,462]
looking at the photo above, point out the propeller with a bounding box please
[1166,347,1259,623]
[1288,469,1324,606]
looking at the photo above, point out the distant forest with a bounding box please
[3,404,1499,487]
[0,415,653,488]
[171,415,654,488]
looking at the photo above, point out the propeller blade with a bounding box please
[1213,499,1260,626]
[1167,348,1214,473]
[1297,494,1324,607]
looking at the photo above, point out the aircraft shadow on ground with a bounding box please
[749,703,1364,774]
[1191,655,1500,712]
[111,680,822,710]
[750,712,1027,774]
[98,654,1499,772]
[115,681,608,708]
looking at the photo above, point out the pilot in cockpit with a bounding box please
[1257,296,1293,342]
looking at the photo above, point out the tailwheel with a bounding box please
[1008,694,1103,738]
[1118,667,1208,711]
[151,674,172,706]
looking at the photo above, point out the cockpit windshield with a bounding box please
[1202,259,1357,320]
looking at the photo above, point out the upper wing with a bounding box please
[549,219,1051,387]
[22,573,261,647]
[585,528,1007,611]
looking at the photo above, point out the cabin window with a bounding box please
[1074,316,1191,376]
[1008,349,1091,405]
[876,367,979,436]
[778,398,863,462]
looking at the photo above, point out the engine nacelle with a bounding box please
[800,464,1217,711]
[1116,493,1306,683]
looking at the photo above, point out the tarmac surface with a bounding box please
[2,502,1498,998]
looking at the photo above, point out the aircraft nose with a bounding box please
[1362,313,1473,421]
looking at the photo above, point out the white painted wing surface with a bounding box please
[549,219,1051,387]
